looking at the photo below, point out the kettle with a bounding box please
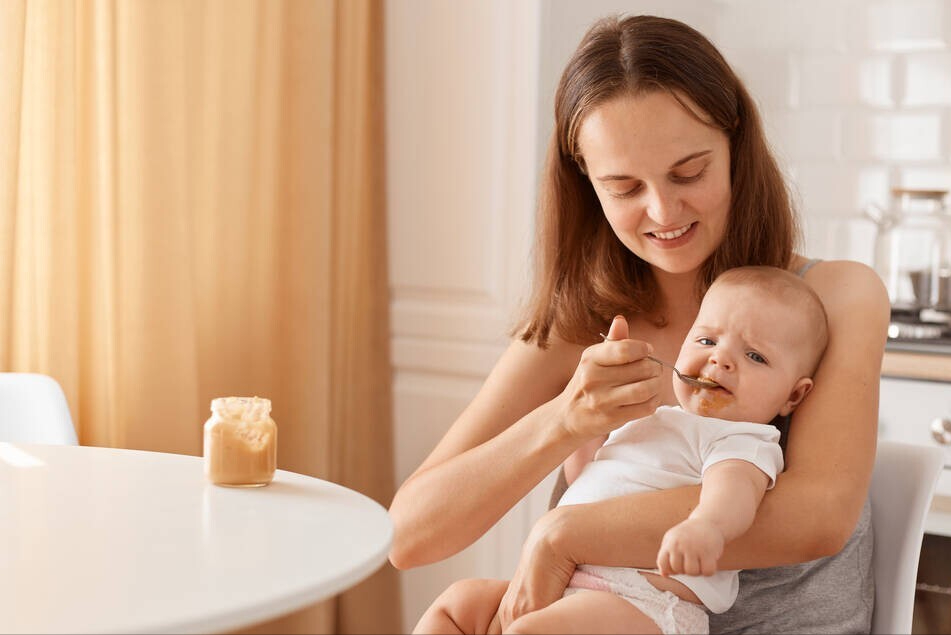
[865,188,951,314]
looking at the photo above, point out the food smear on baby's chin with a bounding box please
[695,383,731,416]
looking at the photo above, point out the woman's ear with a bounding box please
[779,377,814,416]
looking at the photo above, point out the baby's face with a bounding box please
[673,283,815,423]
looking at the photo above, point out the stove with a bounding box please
[887,308,951,354]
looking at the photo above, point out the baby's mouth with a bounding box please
[696,377,731,395]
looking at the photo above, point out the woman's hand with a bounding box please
[496,507,578,630]
[557,315,662,442]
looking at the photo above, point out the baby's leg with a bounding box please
[505,589,662,635]
[413,578,509,635]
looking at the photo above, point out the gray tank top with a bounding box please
[551,258,875,633]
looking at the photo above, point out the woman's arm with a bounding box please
[388,317,662,569]
[496,261,889,624]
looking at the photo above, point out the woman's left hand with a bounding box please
[496,507,578,630]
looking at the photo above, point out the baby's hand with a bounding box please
[656,517,724,577]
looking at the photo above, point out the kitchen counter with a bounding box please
[882,349,951,382]
[929,494,951,537]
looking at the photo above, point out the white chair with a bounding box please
[870,439,944,634]
[0,372,78,445]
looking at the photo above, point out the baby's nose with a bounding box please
[709,352,733,371]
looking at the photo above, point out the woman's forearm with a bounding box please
[389,397,578,569]
[551,466,863,571]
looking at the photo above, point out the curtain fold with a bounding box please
[0,1,399,632]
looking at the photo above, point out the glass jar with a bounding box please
[203,396,277,487]
[866,188,951,313]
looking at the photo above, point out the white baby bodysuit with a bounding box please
[558,405,784,613]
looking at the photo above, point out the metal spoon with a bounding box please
[599,332,720,390]
[645,355,720,390]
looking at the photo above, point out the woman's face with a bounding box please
[577,90,732,276]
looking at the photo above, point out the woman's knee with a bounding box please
[416,578,507,634]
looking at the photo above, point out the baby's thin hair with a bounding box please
[711,266,829,374]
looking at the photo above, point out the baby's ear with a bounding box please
[778,377,814,416]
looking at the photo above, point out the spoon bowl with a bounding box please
[646,356,720,390]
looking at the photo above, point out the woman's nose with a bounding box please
[644,184,681,225]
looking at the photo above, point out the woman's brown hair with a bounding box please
[517,14,799,347]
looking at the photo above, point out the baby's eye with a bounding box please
[697,337,715,346]
[747,351,767,364]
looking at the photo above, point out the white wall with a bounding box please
[387,1,951,631]
[385,2,546,631]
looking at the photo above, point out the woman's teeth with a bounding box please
[651,223,693,240]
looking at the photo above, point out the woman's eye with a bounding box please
[671,168,706,184]
[609,183,643,199]
[697,337,715,346]
[747,351,767,364]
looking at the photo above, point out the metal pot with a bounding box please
[865,188,951,312]
[909,269,951,312]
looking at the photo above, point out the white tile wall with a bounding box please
[905,52,951,105]
[712,0,951,263]
[867,0,951,51]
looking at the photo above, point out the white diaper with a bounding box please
[564,565,709,635]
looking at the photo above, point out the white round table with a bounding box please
[0,443,393,634]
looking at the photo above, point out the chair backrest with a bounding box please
[0,372,78,445]
[870,440,944,634]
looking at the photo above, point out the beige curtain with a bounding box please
[0,0,400,632]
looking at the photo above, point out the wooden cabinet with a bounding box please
[915,534,951,634]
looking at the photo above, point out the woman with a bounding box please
[388,14,889,634]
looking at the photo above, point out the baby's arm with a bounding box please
[656,459,770,576]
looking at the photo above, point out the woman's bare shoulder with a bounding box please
[801,259,890,320]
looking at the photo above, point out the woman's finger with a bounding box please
[605,314,629,341]
[581,358,660,391]
[591,339,655,367]
[610,374,663,406]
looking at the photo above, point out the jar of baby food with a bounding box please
[203,396,277,487]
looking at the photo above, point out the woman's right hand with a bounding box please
[496,506,578,630]
[557,315,663,442]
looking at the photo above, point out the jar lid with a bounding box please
[211,396,272,422]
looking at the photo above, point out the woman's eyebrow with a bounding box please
[595,150,713,182]
[670,149,712,168]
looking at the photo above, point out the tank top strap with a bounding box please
[795,258,823,278]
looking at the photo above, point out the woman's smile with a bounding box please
[646,221,698,248]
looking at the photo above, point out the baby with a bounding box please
[414,266,829,634]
